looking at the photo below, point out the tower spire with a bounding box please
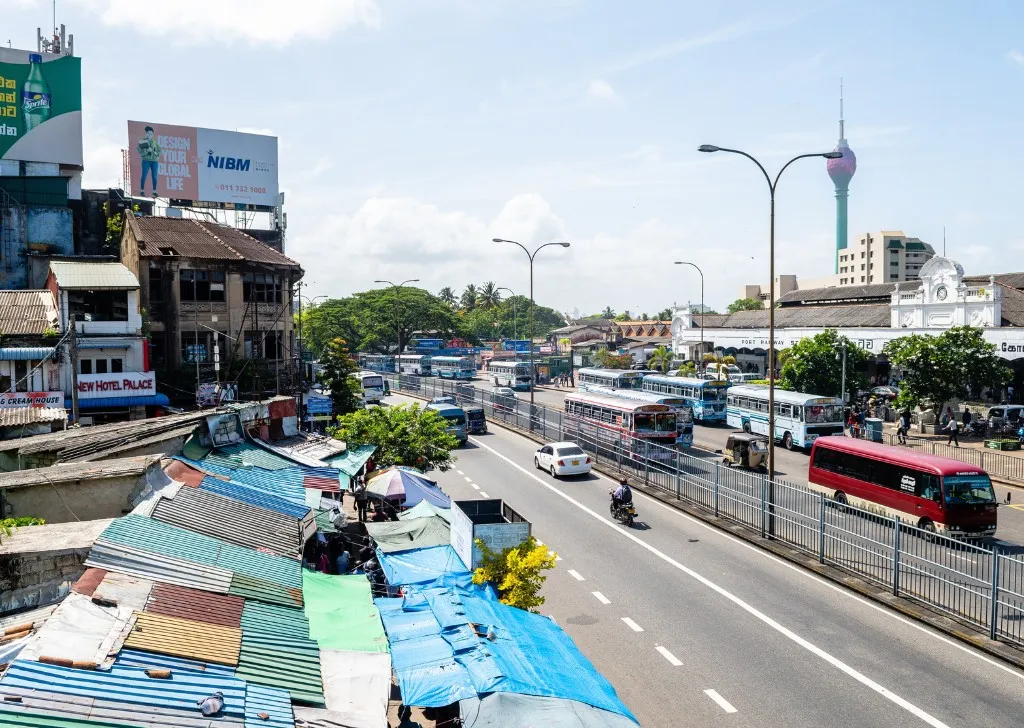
[839,77,845,141]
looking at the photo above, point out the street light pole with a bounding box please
[699,144,842,535]
[674,261,704,362]
[497,287,516,342]
[839,339,848,406]
[374,279,420,371]
[493,239,571,407]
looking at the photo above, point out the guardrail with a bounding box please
[882,433,1024,485]
[388,374,1024,649]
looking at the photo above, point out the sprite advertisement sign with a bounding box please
[0,47,82,166]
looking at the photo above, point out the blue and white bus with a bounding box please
[642,375,729,424]
[431,355,476,380]
[398,354,432,376]
[584,385,694,447]
[362,354,395,374]
[726,385,845,451]
[577,368,644,392]
[358,371,386,403]
[489,360,533,391]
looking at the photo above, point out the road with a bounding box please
[389,391,1024,727]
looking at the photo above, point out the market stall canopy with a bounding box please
[365,468,450,508]
[375,545,471,588]
[327,444,378,479]
[459,693,640,728]
[366,517,451,554]
[399,500,452,524]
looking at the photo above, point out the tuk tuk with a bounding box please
[466,406,487,435]
[722,432,768,471]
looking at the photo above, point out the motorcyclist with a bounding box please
[611,477,633,512]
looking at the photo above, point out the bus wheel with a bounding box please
[918,519,937,541]
[742,422,751,434]
[833,491,848,512]
[783,432,794,450]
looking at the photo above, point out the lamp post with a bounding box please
[493,239,571,406]
[838,338,848,407]
[374,279,420,370]
[699,143,842,534]
[674,261,704,364]
[496,287,517,342]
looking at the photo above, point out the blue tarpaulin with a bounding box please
[376,545,471,588]
[459,693,640,728]
[374,586,636,722]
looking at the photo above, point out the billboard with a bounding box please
[502,340,531,353]
[127,120,278,206]
[0,47,82,166]
[77,372,156,400]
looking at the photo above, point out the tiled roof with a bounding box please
[702,304,891,329]
[129,215,300,268]
[0,290,58,335]
[777,283,898,305]
[48,261,139,290]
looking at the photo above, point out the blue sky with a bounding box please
[8,0,1024,316]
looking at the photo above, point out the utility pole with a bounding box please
[69,319,80,423]
[839,339,848,405]
[296,281,304,431]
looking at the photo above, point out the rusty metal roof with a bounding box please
[0,290,58,336]
[129,216,300,268]
[123,611,242,666]
[144,582,245,628]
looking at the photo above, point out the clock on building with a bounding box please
[935,285,948,301]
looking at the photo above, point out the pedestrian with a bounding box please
[945,416,960,447]
[896,410,908,445]
[846,410,857,438]
[335,549,351,575]
[962,407,973,434]
[855,408,866,438]
[354,477,368,522]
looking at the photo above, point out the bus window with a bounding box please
[634,413,654,431]
[942,475,997,505]
[657,413,677,433]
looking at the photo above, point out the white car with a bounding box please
[534,441,592,478]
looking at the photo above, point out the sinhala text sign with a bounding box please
[0,47,82,165]
[127,120,278,206]
[77,372,156,399]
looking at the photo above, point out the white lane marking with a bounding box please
[704,689,737,713]
[621,617,644,632]
[568,569,585,581]
[479,492,490,498]
[456,470,464,475]
[592,591,611,605]
[463,476,472,482]
[471,483,480,490]
[656,645,683,666]
[470,436,956,727]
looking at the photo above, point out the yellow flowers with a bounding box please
[472,535,557,611]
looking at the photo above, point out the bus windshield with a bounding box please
[362,375,384,388]
[805,405,843,423]
[444,414,467,426]
[634,412,677,433]
[702,388,724,402]
[943,475,997,505]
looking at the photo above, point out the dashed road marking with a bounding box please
[456,470,464,475]
[621,617,644,632]
[479,491,489,498]
[656,646,682,666]
[568,569,585,581]
[704,689,737,713]
[592,591,611,605]
[471,483,480,490]
[463,476,472,482]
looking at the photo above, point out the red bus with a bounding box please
[564,392,679,462]
[807,437,998,538]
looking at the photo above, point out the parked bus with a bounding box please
[585,385,694,447]
[426,402,468,445]
[726,385,844,451]
[357,371,386,404]
[564,392,679,462]
[808,437,998,538]
[431,355,476,380]
[577,368,644,392]
[397,354,432,376]
[361,354,395,373]
[489,360,533,391]
[642,375,728,424]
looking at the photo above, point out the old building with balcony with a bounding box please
[119,215,303,401]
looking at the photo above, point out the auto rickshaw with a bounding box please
[722,432,768,471]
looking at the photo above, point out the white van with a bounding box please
[730,372,763,384]
[704,363,741,381]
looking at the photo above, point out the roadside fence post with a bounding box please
[617,435,623,470]
[990,548,1001,641]
[818,493,826,564]
[675,452,681,500]
[760,474,767,538]
[643,441,650,486]
[713,464,720,516]
[892,516,901,596]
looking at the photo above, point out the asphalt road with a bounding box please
[389,391,1024,727]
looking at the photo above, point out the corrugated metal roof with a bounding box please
[197,475,311,519]
[0,702,145,728]
[0,290,58,336]
[85,540,235,595]
[144,582,245,628]
[124,611,242,666]
[258,434,346,466]
[114,648,237,678]
[236,602,324,707]
[229,573,303,608]
[71,567,107,597]
[245,684,295,728]
[0,406,66,428]
[48,261,140,290]
[151,486,302,558]
[205,442,297,471]
[0,455,158,491]
[130,216,300,268]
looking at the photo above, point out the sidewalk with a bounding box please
[884,421,1024,459]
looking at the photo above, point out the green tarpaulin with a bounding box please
[366,517,451,553]
[302,571,389,653]
[399,501,452,524]
[327,444,377,478]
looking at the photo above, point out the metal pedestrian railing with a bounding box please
[386,374,1024,649]
[883,433,1024,485]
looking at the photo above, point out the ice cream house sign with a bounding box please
[77,372,155,399]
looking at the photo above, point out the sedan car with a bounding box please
[534,441,592,478]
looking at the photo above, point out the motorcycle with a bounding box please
[609,490,637,526]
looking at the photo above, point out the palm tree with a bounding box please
[701,352,737,381]
[647,346,674,373]
[460,284,478,311]
[438,287,456,307]
[601,306,615,319]
[477,281,501,309]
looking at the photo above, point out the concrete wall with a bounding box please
[0,207,74,289]
[2,474,143,523]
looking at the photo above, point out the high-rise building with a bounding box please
[835,231,935,285]
[827,81,857,273]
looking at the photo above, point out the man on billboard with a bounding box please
[136,125,161,197]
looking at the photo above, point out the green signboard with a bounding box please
[0,47,82,166]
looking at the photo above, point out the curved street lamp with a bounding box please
[674,261,705,362]
[496,286,517,341]
[493,239,571,406]
[374,279,420,366]
[699,144,842,535]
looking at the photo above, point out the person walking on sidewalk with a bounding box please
[944,409,960,447]
[896,409,911,445]
[354,476,368,522]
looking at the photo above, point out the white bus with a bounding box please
[489,360,533,391]
[397,354,432,376]
[726,385,845,451]
[577,368,644,392]
[358,371,386,403]
[564,392,679,462]
[584,385,694,447]
[360,354,395,373]
[642,375,728,424]
[431,355,476,380]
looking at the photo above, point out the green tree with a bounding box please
[460,284,479,312]
[884,327,1011,412]
[656,308,673,320]
[647,346,674,373]
[472,536,557,611]
[334,403,459,472]
[103,203,139,252]
[438,286,457,307]
[777,330,871,398]
[675,361,697,377]
[601,306,615,318]
[701,352,736,381]
[727,297,764,313]
[613,310,632,322]
[595,349,634,369]
[320,337,363,415]
[477,281,501,309]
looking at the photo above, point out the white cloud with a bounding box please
[75,0,381,46]
[1007,49,1024,67]
[587,79,618,103]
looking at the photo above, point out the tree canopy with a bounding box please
[777,330,870,398]
[646,346,674,373]
[333,403,459,472]
[727,297,764,313]
[472,535,557,611]
[595,349,634,369]
[884,327,1011,410]
[318,338,363,415]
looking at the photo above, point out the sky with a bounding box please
[7,0,1024,318]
